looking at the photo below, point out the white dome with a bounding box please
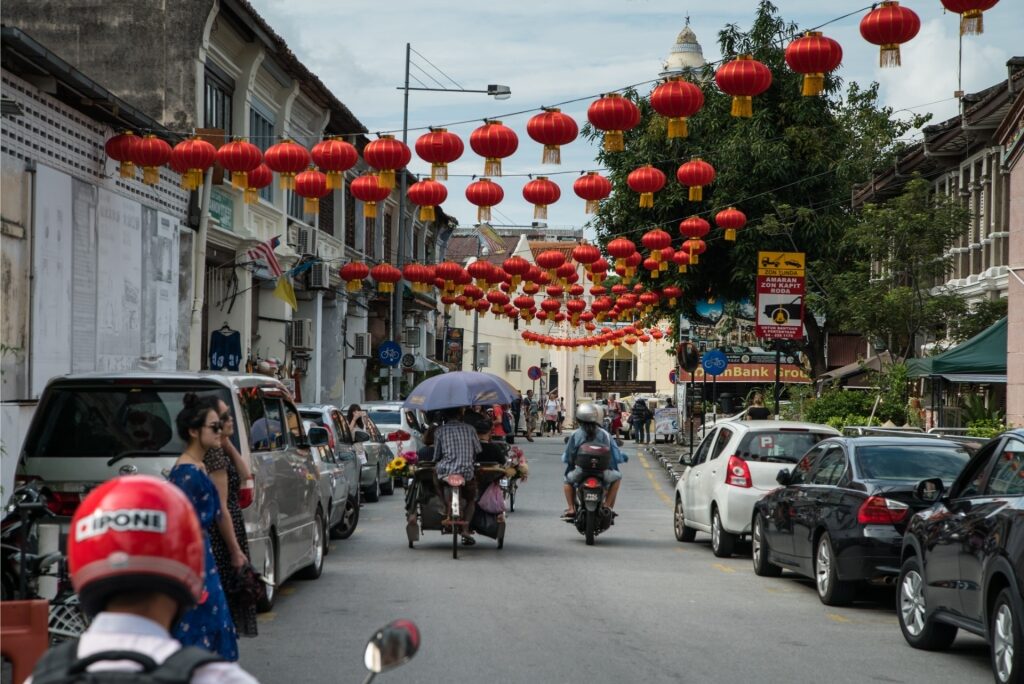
[661,21,705,76]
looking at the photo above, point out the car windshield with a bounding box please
[24,384,233,458]
[736,430,833,462]
[367,411,400,428]
[855,445,971,482]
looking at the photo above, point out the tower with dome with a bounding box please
[660,16,706,78]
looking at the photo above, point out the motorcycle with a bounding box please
[567,443,614,545]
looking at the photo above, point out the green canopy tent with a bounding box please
[906,317,1007,382]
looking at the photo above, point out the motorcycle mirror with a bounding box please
[363,620,420,679]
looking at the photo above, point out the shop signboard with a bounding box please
[755,251,805,341]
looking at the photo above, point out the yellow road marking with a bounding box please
[712,563,736,574]
[282,586,296,596]
[257,612,276,622]
[636,450,673,507]
[826,613,851,623]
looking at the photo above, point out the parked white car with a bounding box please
[673,420,839,557]
[362,402,426,459]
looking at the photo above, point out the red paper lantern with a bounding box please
[403,263,428,292]
[370,263,402,293]
[311,137,358,189]
[170,137,216,190]
[569,284,585,297]
[573,172,613,214]
[641,229,673,262]
[541,298,561,314]
[217,139,263,190]
[650,78,704,139]
[715,207,747,241]
[590,258,609,285]
[627,165,667,208]
[468,260,495,288]
[556,262,576,285]
[105,131,141,179]
[606,237,636,270]
[133,134,172,186]
[503,256,530,290]
[643,256,661,278]
[469,120,518,177]
[294,168,329,215]
[624,252,642,280]
[465,178,504,223]
[572,243,601,270]
[715,55,773,118]
[545,284,564,298]
[941,0,999,35]
[414,128,464,180]
[350,174,391,218]
[860,1,921,68]
[526,108,578,164]
[536,250,566,280]
[340,261,370,292]
[785,32,843,97]
[487,290,510,314]
[264,140,311,190]
[662,285,683,306]
[683,238,707,265]
[243,164,273,204]
[522,177,561,220]
[587,93,640,152]
[659,247,675,271]
[407,179,448,221]
[676,158,716,201]
[435,262,465,292]
[363,134,411,190]
[679,216,711,240]
[672,247,690,274]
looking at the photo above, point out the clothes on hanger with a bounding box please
[210,326,242,371]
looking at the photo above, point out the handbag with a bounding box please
[477,481,507,514]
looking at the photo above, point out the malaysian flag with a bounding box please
[247,236,283,277]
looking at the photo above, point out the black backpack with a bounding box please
[31,640,224,684]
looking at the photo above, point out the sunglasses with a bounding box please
[220,412,233,422]
[205,422,223,433]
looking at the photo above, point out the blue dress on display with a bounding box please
[168,463,239,661]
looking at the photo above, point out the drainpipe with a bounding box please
[188,168,215,370]
[313,290,323,403]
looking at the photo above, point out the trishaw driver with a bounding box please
[434,407,482,544]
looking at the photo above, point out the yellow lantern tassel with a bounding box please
[365,202,377,219]
[278,173,295,190]
[725,229,737,241]
[678,263,688,274]
[802,73,825,97]
[511,275,521,290]
[534,204,548,220]
[542,144,561,164]
[244,188,258,204]
[667,117,688,139]
[431,162,448,181]
[347,280,361,292]
[639,192,653,209]
[652,270,660,279]
[484,158,502,177]
[419,206,436,221]
[669,297,677,306]
[303,198,319,215]
[689,253,700,265]
[659,261,668,272]
[960,9,983,35]
[879,44,901,68]
[731,95,753,118]
[378,169,396,190]
[326,171,342,190]
[689,186,703,202]
[477,206,492,223]
[232,171,249,189]
[142,166,160,186]
[603,130,624,152]
[119,161,135,179]
[614,258,625,270]
[585,198,600,214]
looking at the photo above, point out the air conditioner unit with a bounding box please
[297,226,318,256]
[506,354,522,372]
[353,332,371,358]
[476,343,491,369]
[308,262,331,290]
[287,224,301,249]
[288,319,314,350]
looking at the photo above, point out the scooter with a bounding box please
[568,444,614,546]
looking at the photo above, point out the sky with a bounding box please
[250,0,1023,233]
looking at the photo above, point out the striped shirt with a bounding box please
[434,420,481,480]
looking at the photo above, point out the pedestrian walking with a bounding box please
[523,389,537,441]
[557,398,566,434]
[544,393,560,435]
[510,392,522,443]
[630,398,652,444]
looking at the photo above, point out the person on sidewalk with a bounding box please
[523,389,537,442]
[630,398,652,444]
[544,393,560,435]
[745,393,772,420]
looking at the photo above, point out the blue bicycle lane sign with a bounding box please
[701,349,729,377]
[378,341,403,367]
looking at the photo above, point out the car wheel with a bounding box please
[364,476,380,503]
[992,588,1022,684]
[381,473,395,496]
[674,497,696,542]
[815,533,855,606]
[256,535,278,612]
[297,509,325,580]
[332,494,360,540]
[710,508,736,558]
[752,514,783,577]
[897,556,958,650]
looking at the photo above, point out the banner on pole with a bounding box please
[755,251,805,341]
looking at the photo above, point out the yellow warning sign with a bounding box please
[757,251,805,277]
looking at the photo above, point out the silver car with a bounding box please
[348,413,395,503]
[362,401,426,459]
[17,372,327,611]
[301,419,346,552]
[298,404,361,539]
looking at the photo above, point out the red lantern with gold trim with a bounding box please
[641,229,672,263]
[294,168,329,215]
[606,237,636,271]
[407,179,448,222]
[522,177,561,220]
[715,207,747,241]
[370,263,402,293]
[526,108,578,164]
[662,285,683,306]
[340,261,370,292]
[414,128,463,180]
[679,216,711,241]
[683,238,707,265]
[672,247,690,274]
[650,78,704,139]
[350,174,391,219]
[572,243,601,271]
[465,178,504,223]
[470,120,518,177]
[133,134,172,186]
[264,140,311,190]
[627,165,666,208]
[941,0,999,35]
[105,131,141,179]
[785,32,843,97]
[363,135,411,190]
[715,55,773,118]
[243,164,273,204]
[217,139,263,189]
[573,172,612,214]
[502,256,530,290]
[587,94,640,152]
[860,1,921,67]
[676,158,716,201]
[311,137,357,189]
[536,250,566,280]
[170,137,216,191]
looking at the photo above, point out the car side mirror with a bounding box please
[776,469,791,486]
[679,453,693,466]
[914,477,945,503]
[364,620,419,679]
[307,426,329,448]
[354,430,371,444]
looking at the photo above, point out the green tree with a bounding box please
[947,298,1008,345]
[585,1,925,377]
[831,178,970,359]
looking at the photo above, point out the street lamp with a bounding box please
[391,42,510,398]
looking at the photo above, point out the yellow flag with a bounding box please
[273,277,298,311]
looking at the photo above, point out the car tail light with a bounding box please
[46,491,82,516]
[857,496,910,525]
[387,430,411,442]
[238,477,255,510]
[583,477,601,488]
[725,455,752,488]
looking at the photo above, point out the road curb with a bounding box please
[639,444,687,484]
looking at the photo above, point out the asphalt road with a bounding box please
[240,436,991,684]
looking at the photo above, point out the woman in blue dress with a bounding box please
[168,393,240,661]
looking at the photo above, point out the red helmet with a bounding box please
[69,475,205,616]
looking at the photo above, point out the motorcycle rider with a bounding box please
[561,403,626,519]
[28,475,258,683]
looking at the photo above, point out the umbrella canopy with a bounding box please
[403,371,518,412]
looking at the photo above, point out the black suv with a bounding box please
[898,428,1024,684]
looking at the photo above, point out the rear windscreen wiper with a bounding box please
[107,451,179,467]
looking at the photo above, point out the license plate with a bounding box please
[584,492,599,501]
[499,478,509,487]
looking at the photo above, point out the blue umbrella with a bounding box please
[402,371,518,411]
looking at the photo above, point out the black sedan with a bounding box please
[752,436,971,606]
[898,429,1024,684]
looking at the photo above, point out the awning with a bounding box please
[907,317,1007,378]
[938,373,1006,384]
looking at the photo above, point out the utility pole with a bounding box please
[391,42,412,401]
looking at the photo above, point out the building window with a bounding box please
[249,105,275,203]
[287,190,305,222]
[203,66,233,134]
[344,182,356,248]
[318,191,334,236]
[383,210,394,261]
[364,217,375,258]
[413,227,422,261]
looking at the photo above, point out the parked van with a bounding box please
[16,372,325,610]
